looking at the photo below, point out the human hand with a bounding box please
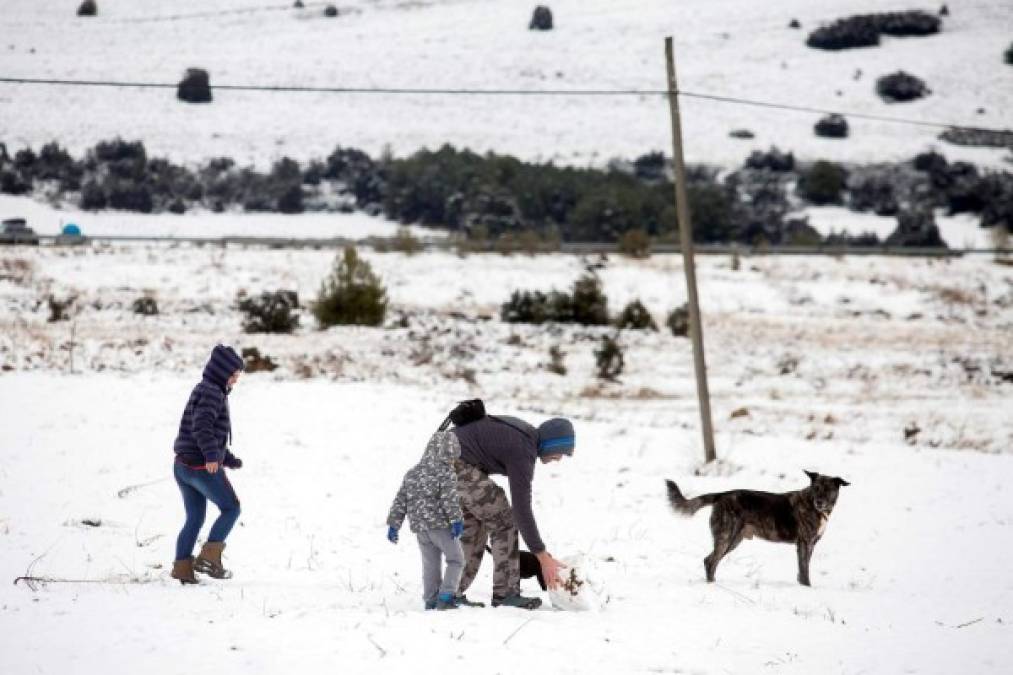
[535,551,568,590]
[224,455,243,469]
[450,520,464,539]
[206,462,220,474]
[387,526,399,544]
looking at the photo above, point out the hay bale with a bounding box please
[177,68,212,104]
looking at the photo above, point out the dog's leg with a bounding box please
[796,539,814,586]
[704,519,743,583]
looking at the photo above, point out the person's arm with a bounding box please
[506,453,567,589]
[506,460,545,554]
[386,482,408,530]
[190,387,224,466]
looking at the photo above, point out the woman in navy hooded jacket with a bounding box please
[171,345,245,584]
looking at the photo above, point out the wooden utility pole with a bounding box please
[664,36,716,463]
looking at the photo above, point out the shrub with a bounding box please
[500,289,572,324]
[48,295,75,322]
[1006,42,1013,65]
[238,290,300,333]
[79,180,107,209]
[789,19,801,29]
[571,273,609,325]
[884,209,947,248]
[594,335,624,381]
[389,227,423,254]
[106,178,153,212]
[814,114,849,138]
[241,347,278,373]
[798,161,846,205]
[529,6,553,30]
[806,17,880,50]
[745,147,794,172]
[633,151,667,182]
[615,299,657,330]
[667,304,689,337]
[618,228,650,258]
[824,231,881,247]
[848,171,898,215]
[547,345,567,375]
[806,12,939,50]
[324,5,338,17]
[313,247,388,327]
[0,169,31,195]
[77,0,97,17]
[178,68,212,104]
[132,296,158,316]
[876,71,929,102]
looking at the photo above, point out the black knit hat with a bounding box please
[202,344,245,390]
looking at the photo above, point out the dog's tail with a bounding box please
[665,479,718,516]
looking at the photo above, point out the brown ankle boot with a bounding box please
[194,541,233,579]
[171,557,198,585]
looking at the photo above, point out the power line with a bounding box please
[0,75,1007,135]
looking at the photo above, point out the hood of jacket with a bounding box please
[202,344,245,392]
[419,431,461,466]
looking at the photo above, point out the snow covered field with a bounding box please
[2,0,1011,170]
[1,243,1012,673]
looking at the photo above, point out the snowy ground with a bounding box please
[1,243,1012,673]
[2,0,1012,170]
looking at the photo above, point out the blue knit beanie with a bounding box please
[202,344,245,390]
[537,417,575,456]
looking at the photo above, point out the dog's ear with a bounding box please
[835,477,850,487]
[804,469,819,483]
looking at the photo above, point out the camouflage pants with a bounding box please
[454,460,520,598]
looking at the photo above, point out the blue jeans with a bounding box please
[173,461,241,562]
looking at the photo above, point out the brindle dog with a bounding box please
[665,471,849,586]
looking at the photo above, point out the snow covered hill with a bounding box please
[2,0,1011,169]
[1,242,1011,673]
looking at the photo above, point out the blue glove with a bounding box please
[387,526,399,544]
[450,520,464,539]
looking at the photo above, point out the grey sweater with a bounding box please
[452,416,545,554]
[387,432,465,534]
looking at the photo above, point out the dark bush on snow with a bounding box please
[885,209,946,248]
[615,300,657,331]
[876,71,930,102]
[797,161,846,205]
[594,335,624,381]
[242,347,278,373]
[502,273,609,325]
[77,1,97,17]
[666,304,689,337]
[0,169,31,195]
[745,147,794,172]
[324,5,338,17]
[806,11,940,50]
[132,297,159,316]
[177,68,212,104]
[313,247,388,328]
[530,6,553,30]
[806,16,880,50]
[79,180,106,209]
[814,114,849,139]
[848,170,899,216]
[1006,42,1013,65]
[238,290,300,334]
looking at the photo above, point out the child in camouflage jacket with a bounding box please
[386,431,466,610]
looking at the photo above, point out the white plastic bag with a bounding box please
[547,555,606,612]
